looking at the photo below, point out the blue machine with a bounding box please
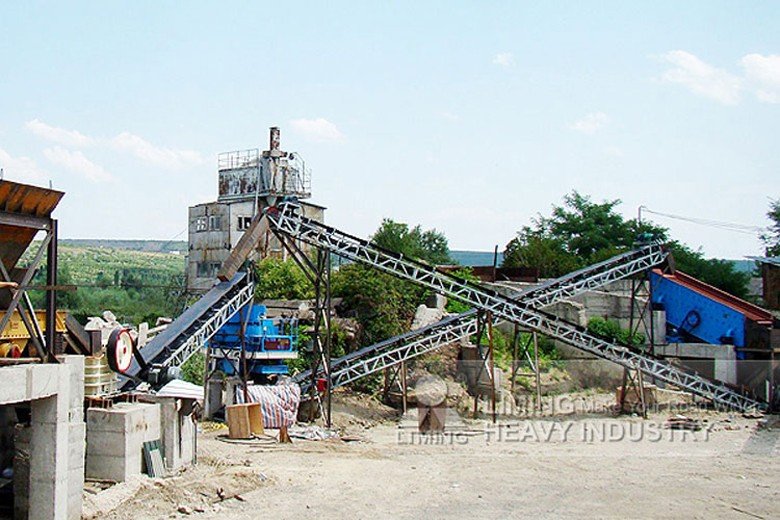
[209,304,299,378]
[650,270,773,356]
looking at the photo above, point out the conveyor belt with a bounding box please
[270,202,765,412]
[122,272,254,388]
[293,241,668,393]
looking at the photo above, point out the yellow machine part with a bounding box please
[0,310,68,349]
[0,342,22,358]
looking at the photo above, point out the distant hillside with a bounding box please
[728,259,758,275]
[60,239,187,254]
[450,250,504,267]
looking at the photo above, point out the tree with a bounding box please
[504,233,580,279]
[504,190,750,298]
[761,198,780,257]
[503,191,665,277]
[332,264,425,346]
[254,257,313,300]
[371,219,452,265]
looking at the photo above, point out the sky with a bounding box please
[0,1,777,259]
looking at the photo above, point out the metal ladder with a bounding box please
[293,240,668,393]
[271,202,765,412]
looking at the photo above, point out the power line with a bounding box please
[640,207,769,237]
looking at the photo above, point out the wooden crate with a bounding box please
[226,403,264,439]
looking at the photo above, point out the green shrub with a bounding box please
[587,317,644,346]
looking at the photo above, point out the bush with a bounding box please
[181,351,205,385]
[254,257,313,300]
[587,317,644,347]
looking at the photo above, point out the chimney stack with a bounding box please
[269,127,281,151]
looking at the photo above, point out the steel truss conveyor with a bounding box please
[270,202,765,412]
[120,272,255,389]
[293,239,669,394]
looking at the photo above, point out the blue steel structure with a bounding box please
[209,304,299,379]
[650,270,773,356]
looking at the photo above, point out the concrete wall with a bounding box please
[0,357,85,520]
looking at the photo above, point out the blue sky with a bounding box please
[0,1,777,258]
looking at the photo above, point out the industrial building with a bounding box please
[186,127,325,292]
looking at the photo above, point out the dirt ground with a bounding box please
[87,392,779,520]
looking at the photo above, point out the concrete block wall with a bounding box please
[0,356,87,520]
[86,403,160,482]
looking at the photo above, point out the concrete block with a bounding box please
[86,404,161,482]
[137,403,161,441]
[27,363,62,400]
[14,424,31,520]
[87,403,160,439]
[68,422,86,470]
[86,428,144,456]
[31,368,71,425]
[61,355,85,410]
[28,475,69,520]
[0,366,31,404]
[67,465,85,519]
[30,421,69,473]
[86,452,141,482]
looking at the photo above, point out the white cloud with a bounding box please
[289,118,345,143]
[660,50,742,105]
[741,53,780,104]
[25,119,96,147]
[568,112,609,134]
[0,148,48,184]
[110,132,204,169]
[492,52,514,68]
[25,119,204,170]
[604,145,624,158]
[43,146,111,182]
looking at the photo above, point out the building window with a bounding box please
[208,215,222,231]
[195,217,207,232]
[197,261,222,278]
[237,216,253,230]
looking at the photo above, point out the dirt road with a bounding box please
[93,402,779,520]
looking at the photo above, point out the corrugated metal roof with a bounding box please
[0,180,64,272]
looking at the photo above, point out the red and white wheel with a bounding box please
[106,328,134,374]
